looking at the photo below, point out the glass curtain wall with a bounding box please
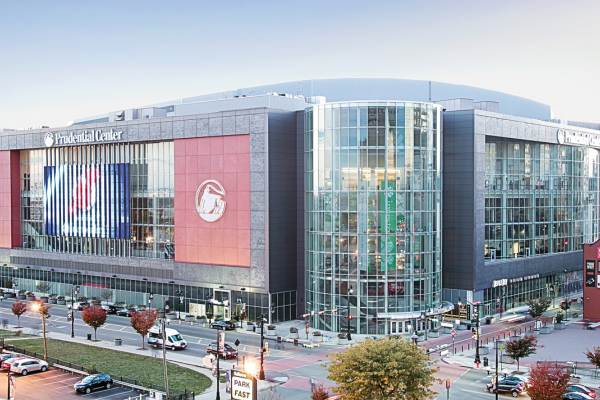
[305,101,442,335]
[484,139,600,261]
[20,142,175,259]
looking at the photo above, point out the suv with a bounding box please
[487,379,525,397]
[116,307,137,317]
[10,358,48,375]
[100,305,117,314]
[206,342,238,359]
[74,373,113,394]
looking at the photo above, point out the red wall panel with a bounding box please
[0,150,21,249]
[174,136,251,267]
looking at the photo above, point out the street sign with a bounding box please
[446,380,450,389]
[450,330,456,337]
[234,338,241,348]
[231,370,257,400]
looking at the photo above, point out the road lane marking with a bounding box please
[119,326,126,331]
[197,339,202,344]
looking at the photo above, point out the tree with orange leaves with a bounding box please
[130,309,158,350]
[527,362,571,400]
[12,301,26,327]
[81,305,108,341]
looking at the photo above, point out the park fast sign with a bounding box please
[231,370,257,400]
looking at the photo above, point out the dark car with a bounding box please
[73,373,113,394]
[206,342,238,359]
[0,354,20,363]
[567,385,597,398]
[209,321,235,330]
[563,393,595,400]
[493,374,529,387]
[116,307,137,317]
[100,305,118,314]
[486,379,525,397]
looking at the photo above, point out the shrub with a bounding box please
[337,333,347,339]
[57,296,65,301]
[197,315,206,320]
[48,294,57,299]
[186,314,194,318]
[14,330,21,337]
[555,311,564,324]
[78,296,88,302]
[86,364,99,375]
[26,291,34,296]
[429,328,438,333]
[18,290,26,295]
[312,331,322,336]
[289,327,298,333]
[114,301,125,307]
[267,325,276,330]
[246,321,254,325]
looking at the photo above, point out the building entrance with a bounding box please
[389,320,409,334]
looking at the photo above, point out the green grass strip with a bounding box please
[7,338,211,395]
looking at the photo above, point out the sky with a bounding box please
[1,0,599,129]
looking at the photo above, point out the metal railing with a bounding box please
[2,343,194,400]
[536,361,600,378]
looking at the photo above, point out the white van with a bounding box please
[147,327,187,350]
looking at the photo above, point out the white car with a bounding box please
[10,358,48,375]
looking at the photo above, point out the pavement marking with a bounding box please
[460,389,496,397]
[27,371,65,382]
[43,376,82,385]
[102,324,111,329]
[80,387,122,397]
[197,339,202,344]
[119,326,126,331]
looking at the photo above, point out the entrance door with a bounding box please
[389,321,409,334]
[213,289,231,320]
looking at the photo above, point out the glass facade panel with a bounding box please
[484,139,600,261]
[20,142,175,259]
[305,102,442,335]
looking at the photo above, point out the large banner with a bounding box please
[44,163,130,239]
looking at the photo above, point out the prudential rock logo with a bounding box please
[44,132,55,147]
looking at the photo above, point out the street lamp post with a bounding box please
[175,290,183,319]
[149,292,154,309]
[71,284,80,338]
[346,286,353,340]
[259,312,266,380]
[159,301,170,399]
[459,297,480,366]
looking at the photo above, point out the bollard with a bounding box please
[468,344,470,351]
[462,345,464,352]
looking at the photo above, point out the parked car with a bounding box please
[10,358,48,375]
[206,342,238,359]
[486,379,525,397]
[567,385,597,398]
[1,356,31,370]
[116,307,137,317]
[209,321,235,330]
[67,302,91,311]
[73,373,114,394]
[100,305,117,314]
[0,354,20,363]
[563,393,595,400]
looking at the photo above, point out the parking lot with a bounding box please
[5,368,152,400]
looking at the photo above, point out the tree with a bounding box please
[504,334,541,371]
[100,289,113,305]
[130,309,158,350]
[327,337,439,399]
[81,305,108,341]
[560,301,571,320]
[527,362,571,400]
[584,346,600,369]
[36,282,52,296]
[527,298,551,319]
[12,301,26,327]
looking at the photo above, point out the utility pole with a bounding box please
[162,301,170,399]
[216,329,221,400]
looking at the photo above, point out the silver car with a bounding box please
[10,358,48,375]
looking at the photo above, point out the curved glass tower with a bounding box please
[305,101,443,335]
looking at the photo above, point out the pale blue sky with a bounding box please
[1,0,598,129]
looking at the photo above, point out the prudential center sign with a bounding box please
[44,129,123,147]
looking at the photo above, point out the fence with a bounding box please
[2,343,194,400]
[536,361,600,378]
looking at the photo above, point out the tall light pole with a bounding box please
[160,300,170,398]
[31,301,50,361]
[346,286,353,340]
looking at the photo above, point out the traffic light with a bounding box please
[348,315,353,320]
[264,342,269,355]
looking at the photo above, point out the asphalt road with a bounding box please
[0,298,312,363]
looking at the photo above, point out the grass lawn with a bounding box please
[7,338,211,395]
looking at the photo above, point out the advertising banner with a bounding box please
[44,163,130,239]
